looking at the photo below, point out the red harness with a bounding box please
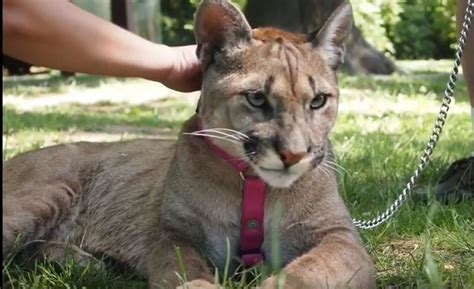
[196,119,266,267]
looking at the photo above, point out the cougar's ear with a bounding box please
[194,0,252,67]
[309,2,353,70]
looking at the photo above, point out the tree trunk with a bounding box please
[2,54,32,75]
[111,0,134,31]
[145,0,158,42]
[245,0,396,75]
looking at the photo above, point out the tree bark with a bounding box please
[111,0,135,31]
[2,54,32,75]
[245,0,396,75]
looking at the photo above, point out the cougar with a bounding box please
[3,1,375,288]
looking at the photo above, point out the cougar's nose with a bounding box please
[278,149,306,167]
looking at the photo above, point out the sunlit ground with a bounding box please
[3,60,473,288]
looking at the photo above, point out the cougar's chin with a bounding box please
[250,154,313,188]
[252,166,303,188]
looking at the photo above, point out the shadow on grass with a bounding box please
[3,73,128,96]
[2,106,187,133]
[3,256,147,289]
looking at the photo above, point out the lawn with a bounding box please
[3,60,474,289]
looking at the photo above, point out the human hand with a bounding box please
[3,0,202,91]
[149,45,202,93]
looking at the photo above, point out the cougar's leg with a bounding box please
[2,143,88,259]
[261,227,375,289]
[34,241,105,269]
[144,240,214,289]
[3,182,80,259]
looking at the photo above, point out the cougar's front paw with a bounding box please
[176,279,219,289]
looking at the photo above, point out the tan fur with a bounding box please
[3,1,375,288]
[253,27,308,44]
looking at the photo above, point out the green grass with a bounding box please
[3,60,474,288]
[2,72,126,97]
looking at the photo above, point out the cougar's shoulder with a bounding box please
[4,139,176,194]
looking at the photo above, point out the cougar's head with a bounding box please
[194,0,353,188]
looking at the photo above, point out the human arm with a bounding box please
[2,0,201,92]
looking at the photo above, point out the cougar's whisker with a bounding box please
[320,161,343,176]
[183,132,241,144]
[227,152,257,162]
[227,156,251,162]
[325,160,348,174]
[192,129,243,140]
[211,128,250,139]
[316,165,331,179]
[184,131,236,140]
[324,161,346,176]
[321,161,336,172]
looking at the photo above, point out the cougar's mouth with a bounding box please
[252,164,302,188]
[244,145,328,188]
[248,152,309,188]
[243,136,327,187]
[259,167,285,172]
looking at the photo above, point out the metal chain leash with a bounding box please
[353,0,474,230]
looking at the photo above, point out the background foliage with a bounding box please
[342,0,457,59]
[73,0,458,59]
[157,0,459,59]
[160,0,247,45]
[391,0,458,59]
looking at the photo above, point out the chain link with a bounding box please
[353,0,474,230]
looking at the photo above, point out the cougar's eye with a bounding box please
[310,93,329,110]
[244,91,266,108]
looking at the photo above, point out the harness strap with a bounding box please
[196,118,266,267]
[239,176,266,266]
